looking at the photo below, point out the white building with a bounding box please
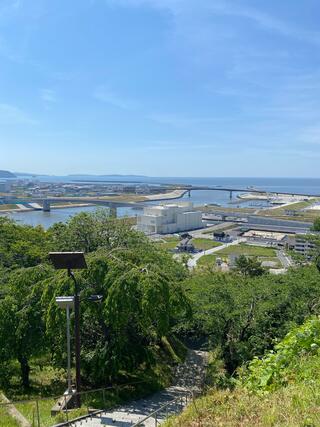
[0,181,11,193]
[137,202,203,234]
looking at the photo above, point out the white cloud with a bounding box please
[208,2,320,45]
[93,86,139,110]
[104,0,320,45]
[0,103,37,125]
[40,89,57,103]
[148,113,236,128]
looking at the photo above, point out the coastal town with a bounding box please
[3,1,320,425]
[1,171,319,275]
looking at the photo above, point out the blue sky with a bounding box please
[1,0,320,177]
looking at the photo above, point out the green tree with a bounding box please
[0,217,47,269]
[312,217,320,231]
[43,222,189,384]
[235,255,265,277]
[179,266,320,373]
[47,210,146,253]
[0,265,54,388]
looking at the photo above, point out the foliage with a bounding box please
[3,208,320,411]
[0,265,54,388]
[205,349,233,389]
[0,407,19,427]
[0,211,189,393]
[312,217,320,231]
[241,317,320,394]
[0,217,48,269]
[164,371,320,427]
[165,317,320,427]
[235,255,265,276]
[178,266,320,373]
[46,209,145,253]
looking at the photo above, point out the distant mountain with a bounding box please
[14,172,39,176]
[0,170,16,178]
[67,174,148,178]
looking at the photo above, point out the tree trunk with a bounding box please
[18,356,30,389]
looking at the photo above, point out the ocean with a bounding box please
[3,177,320,228]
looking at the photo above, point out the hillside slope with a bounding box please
[165,317,320,426]
[0,170,15,178]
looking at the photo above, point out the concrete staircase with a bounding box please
[69,349,208,427]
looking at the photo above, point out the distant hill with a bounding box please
[67,174,148,178]
[14,172,38,177]
[0,170,16,178]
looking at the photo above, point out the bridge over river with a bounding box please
[179,185,320,199]
[0,197,144,216]
[1,184,318,216]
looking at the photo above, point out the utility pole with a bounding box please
[49,252,87,408]
[68,269,81,407]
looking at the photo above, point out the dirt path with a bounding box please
[71,350,208,427]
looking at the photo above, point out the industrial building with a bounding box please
[137,202,203,234]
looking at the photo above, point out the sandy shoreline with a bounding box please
[144,189,187,201]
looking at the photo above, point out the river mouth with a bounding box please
[2,177,320,228]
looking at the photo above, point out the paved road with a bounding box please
[188,223,237,239]
[71,350,208,427]
[187,238,246,269]
[277,250,294,268]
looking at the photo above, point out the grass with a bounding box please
[197,254,281,270]
[197,254,219,268]
[257,198,320,222]
[165,318,320,427]
[0,406,19,427]
[15,397,94,427]
[164,382,320,427]
[17,374,175,427]
[197,245,278,269]
[15,398,84,427]
[1,335,186,427]
[0,204,17,210]
[157,237,223,252]
[5,366,171,427]
[215,243,276,257]
[157,236,180,250]
[191,238,222,250]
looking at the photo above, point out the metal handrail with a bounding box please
[0,380,146,408]
[0,380,148,427]
[132,390,193,427]
[0,383,196,427]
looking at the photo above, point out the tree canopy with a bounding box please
[0,212,189,389]
[1,210,320,395]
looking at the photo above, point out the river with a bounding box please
[2,177,320,229]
